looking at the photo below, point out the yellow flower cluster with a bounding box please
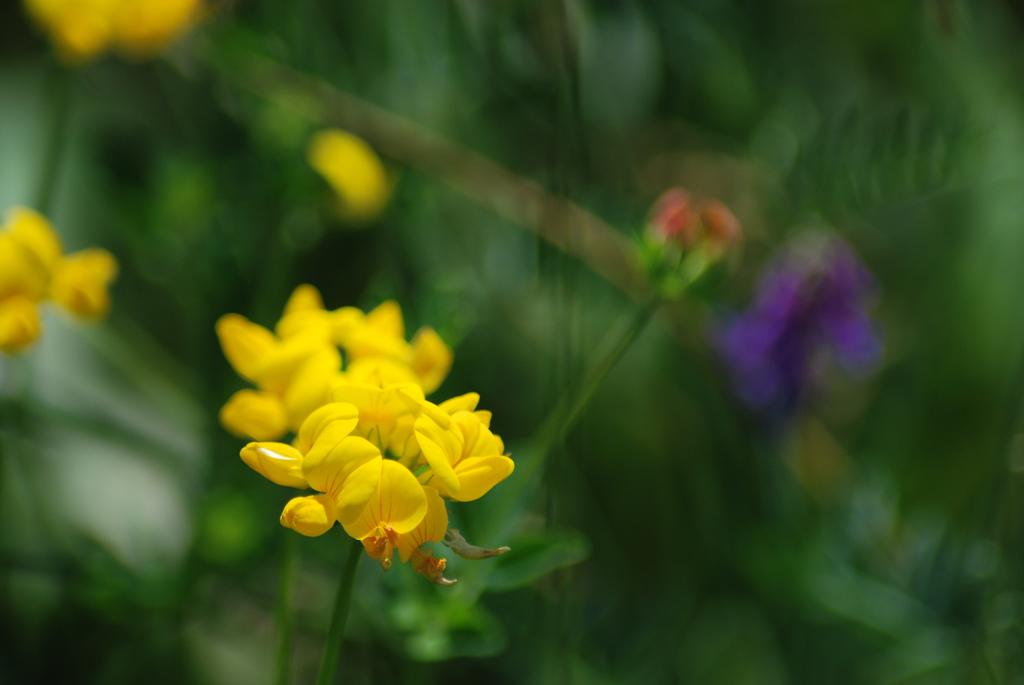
[307,129,392,223]
[217,285,514,583]
[0,207,118,353]
[24,0,202,64]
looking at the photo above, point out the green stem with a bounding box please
[34,67,73,215]
[536,296,661,463]
[315,539,362,685]
[275,534,297,685]
[505,296,659,493]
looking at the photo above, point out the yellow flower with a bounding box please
[307,129,392,222]
[222,292,507,584]
[24,0,202,64]
[50,247,119,319]
[0,206,116,354]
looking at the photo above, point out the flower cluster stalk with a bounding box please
[315,539,362,685]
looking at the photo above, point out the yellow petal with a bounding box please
[280,495,336,537]
[345,357,417,388]
[307,129,392,221]
[397,486,448,562]
[50,248,118,319]
[366,300,404,339]
[0,295,42,353]
[282,347,342,429]
[386,414,420,465]
[240,442,307,488]
[216,314,277,383]
[284,284,324,315]
[5,206,63,274]
[410,327,452,394]
[219,389,289,441]
[252,334,327,394]
[449,456,515,502]
[275,309,334,342]
[0,208,59,299]
[454,411,504,457]
[439,392,480,415]
[414,415,461,496]
[302,435,380,497]
[330,306,365,346]
[338,459,427,539]
[295,402,359,454]
[344,324,411,362]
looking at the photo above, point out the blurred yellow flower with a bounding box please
[24,0,202,64]
[307,129,392,222]
[0,206,117,354]
[220,288,510,584]
[216,304,341,441]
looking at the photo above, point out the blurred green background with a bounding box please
[4,1,1024,683]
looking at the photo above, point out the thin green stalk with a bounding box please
[275,534,297,685]
[534,296,662,468]
[35,67,73,215]
[315,539,362,685]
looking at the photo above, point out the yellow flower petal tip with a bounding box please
[240,441,308,488]
[307,129,392,223]
[280,495,336,537]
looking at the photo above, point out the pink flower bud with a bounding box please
[648,188,697,246]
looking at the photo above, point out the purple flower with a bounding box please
[716,234,881,417]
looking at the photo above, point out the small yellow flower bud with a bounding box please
[307,129,392,222]
[0,295,42,353]
[50,248,118,320]
[220,390,289,441]
[280,495,336,537]
[240,441,308,488]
